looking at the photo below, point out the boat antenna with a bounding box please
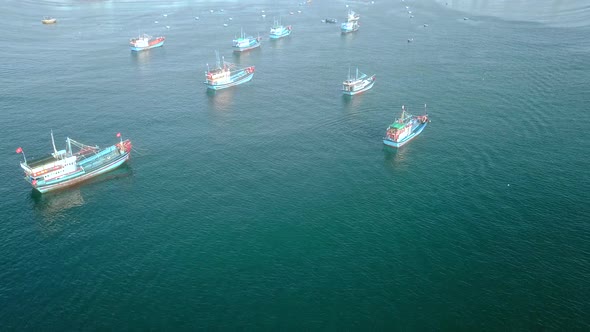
[424,103,427,114]
[356,67,359,80]
[51,130,58,158]
[348,66,351,80]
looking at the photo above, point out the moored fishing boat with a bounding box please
[16,132,132,193]
[232,29,261,52]
[204,52,255,90]
[383,105,430,148]
[42,16,57,24]
[341,9,360,33]
[342,67,375,95]
[129,33,165,52]
[269,19,292,39]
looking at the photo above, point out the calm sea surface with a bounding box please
[1,0,589,330]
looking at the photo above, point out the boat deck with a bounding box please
[27,154,57,168]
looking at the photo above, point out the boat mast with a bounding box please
[51,130,58,158]
[356,67,359,80]
[67,137,72,156]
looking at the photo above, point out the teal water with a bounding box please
[1,0,589,330]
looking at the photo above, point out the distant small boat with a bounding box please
[17,132,132,193]
[269,19,292,39]
[232,29,261,52]
[407,38,414,42]
[42,16,57,24]
[129,34,165,52]
[322,18,338,24]
[463,17,469,20]
[204,52,255,90]
[342,67,375,95]
[383,105,429,148]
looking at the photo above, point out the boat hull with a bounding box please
[30,153,130,193]
[233,41,261,52]
[342,75,376,95]
[383,122,428,148]
[130,40,165,52]
[269,29,291,39]
[204,71,254,90]
[42,19,57,24]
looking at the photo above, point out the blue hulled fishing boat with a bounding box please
[16,132,132,193]
[342,67,375,95]
[269,19,292,39]
[233,29,261,52]
[204,52,255,90]
[341,9,360,33]
[383,105,429,148]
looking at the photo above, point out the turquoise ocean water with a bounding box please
[1,0,589,329]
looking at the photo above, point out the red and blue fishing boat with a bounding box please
[383,105,430,148]
[16,132,132,193]
[204,52,255,90]
[233,28,261,52]
[342,67,375,95]
[129,33,165,52]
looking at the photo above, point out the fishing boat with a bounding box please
[269,19,292,39]
[342,67,375,95]
[383,105,430,148]
[16,132,132,193]
[232,29,261,52]
[341,9,360,33]
[322,18,338,23]
[204,52,255,90]
[42,16,57,24]
[129,33,165,52]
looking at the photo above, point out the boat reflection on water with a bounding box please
[341,91,364,110]
[206,87,235,112]
[31,164,133,228]
[130,48,154,69]
[382,142,411,168]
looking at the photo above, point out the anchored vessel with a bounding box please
[42,16,57,24]
[383,105,430,148]
[341,9,359,33]
[269,19,292,39]
[342,67,375,95]
[204,52,255,90]
[233,29,261,52]
[129,34,165,52]
[17,132,132,193]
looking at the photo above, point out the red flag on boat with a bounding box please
[116,133,121,138]
[16,147,22,154]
